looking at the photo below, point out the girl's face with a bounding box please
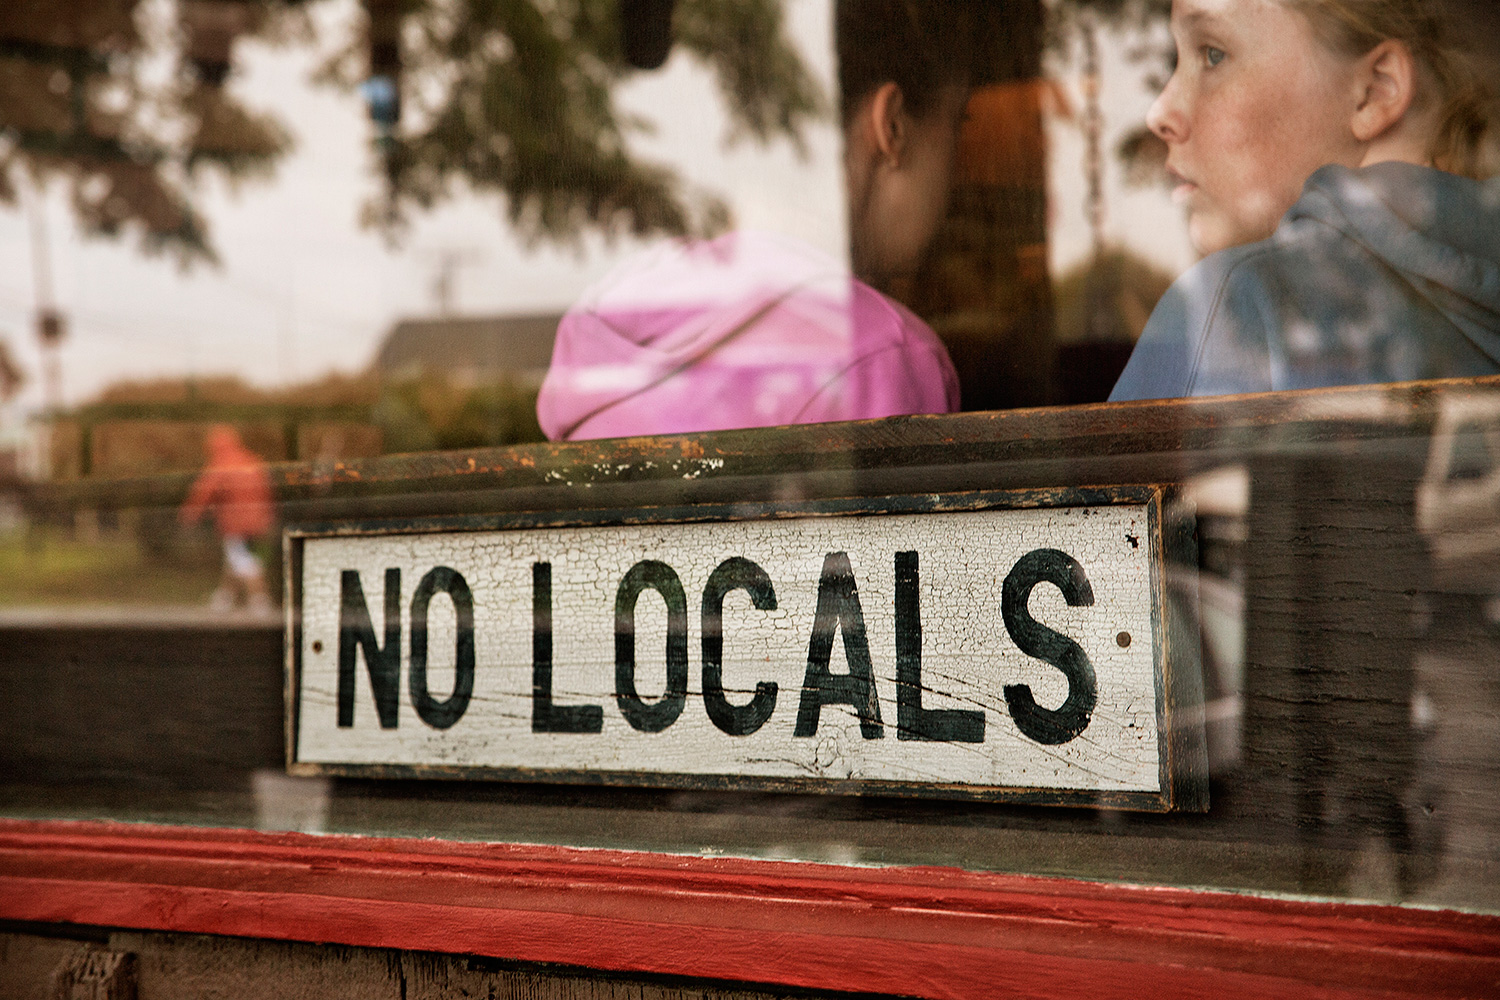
[1148,0,1368,255]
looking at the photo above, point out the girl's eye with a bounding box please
[1204,46,1226,67]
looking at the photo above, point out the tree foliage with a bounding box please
[0,0,824,263]
[0,0,297,266]
[324,0,826,246]
[1046,0,1172,188]
[1047,0,1169,45]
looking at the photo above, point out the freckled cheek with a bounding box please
[1202,93,1300,216]
[1180,90,1302,253]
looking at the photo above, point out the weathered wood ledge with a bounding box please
[27,374,1500,519]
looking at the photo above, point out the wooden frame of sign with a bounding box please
[285,484,1207,811]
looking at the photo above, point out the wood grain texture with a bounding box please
[0,624,285,788]
[10,375,1500,976]
[1239,443,1430,894]
[290,489,1201,809]
[4,378,1497,901]
[48,947,135,1000]
[0,934,86,1000]
[3,931,818,1000]
[28,375,1494,521]
[1,819,1497,1000]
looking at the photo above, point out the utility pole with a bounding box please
[424,248,483,316]
[279,267,297,386]
[27,181,66,414]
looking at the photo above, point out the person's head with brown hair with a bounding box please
[1147,0,1498,256]
[837,0,976,283]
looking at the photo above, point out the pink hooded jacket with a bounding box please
[537,231,960,440]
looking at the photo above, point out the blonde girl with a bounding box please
[1111,0,1500,399]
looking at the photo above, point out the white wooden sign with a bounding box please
[287,489,1206,810]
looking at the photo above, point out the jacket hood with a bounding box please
[1290,162,1500,366]
[537,231,858,440]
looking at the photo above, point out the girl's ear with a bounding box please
[868,81,908,166]
[1351,38,1418,143]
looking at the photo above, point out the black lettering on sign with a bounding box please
[895,551,984,742]
[407,567,475,730]
[1001,549,1097,745]
[794,552,884,739]
[701,557,779,736]
[531,562,603,733]
[338,568,401,729]
[615,560,689,733]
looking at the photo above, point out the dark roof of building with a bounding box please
[372,313,562,379]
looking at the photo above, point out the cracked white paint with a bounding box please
[295,505,1163,793]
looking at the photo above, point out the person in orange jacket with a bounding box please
[179,424,275,613]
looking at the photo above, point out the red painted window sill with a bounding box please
[1,818,1497,998]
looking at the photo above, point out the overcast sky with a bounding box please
[0,0,1190,414]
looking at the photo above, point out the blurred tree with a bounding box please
[1,0,823,263]
[1038,0,1173,405]
[0,0,297,265]
[1047,0,1169,41]
[1052,247,1173,343]
[1052,247,1173,403]
[371,374,543,453]
[323,0,826,246]
[1048,0,1173,189]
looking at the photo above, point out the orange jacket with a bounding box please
[180,427,274,539]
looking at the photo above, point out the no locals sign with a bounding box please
[287,489,1206,810]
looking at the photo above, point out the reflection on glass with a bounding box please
[178,424,275,615]
[1410,392,1500,908]
[537,228,961,439]
[1181,463,1247,775]
[1112,0,1500,400]
[3,0,1500,927]
[538,3,975,438]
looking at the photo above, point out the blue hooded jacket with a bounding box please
[1109,162,1500,401]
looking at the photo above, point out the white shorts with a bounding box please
[224,536,263,580]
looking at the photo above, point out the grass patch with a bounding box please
[0,529,223,606]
